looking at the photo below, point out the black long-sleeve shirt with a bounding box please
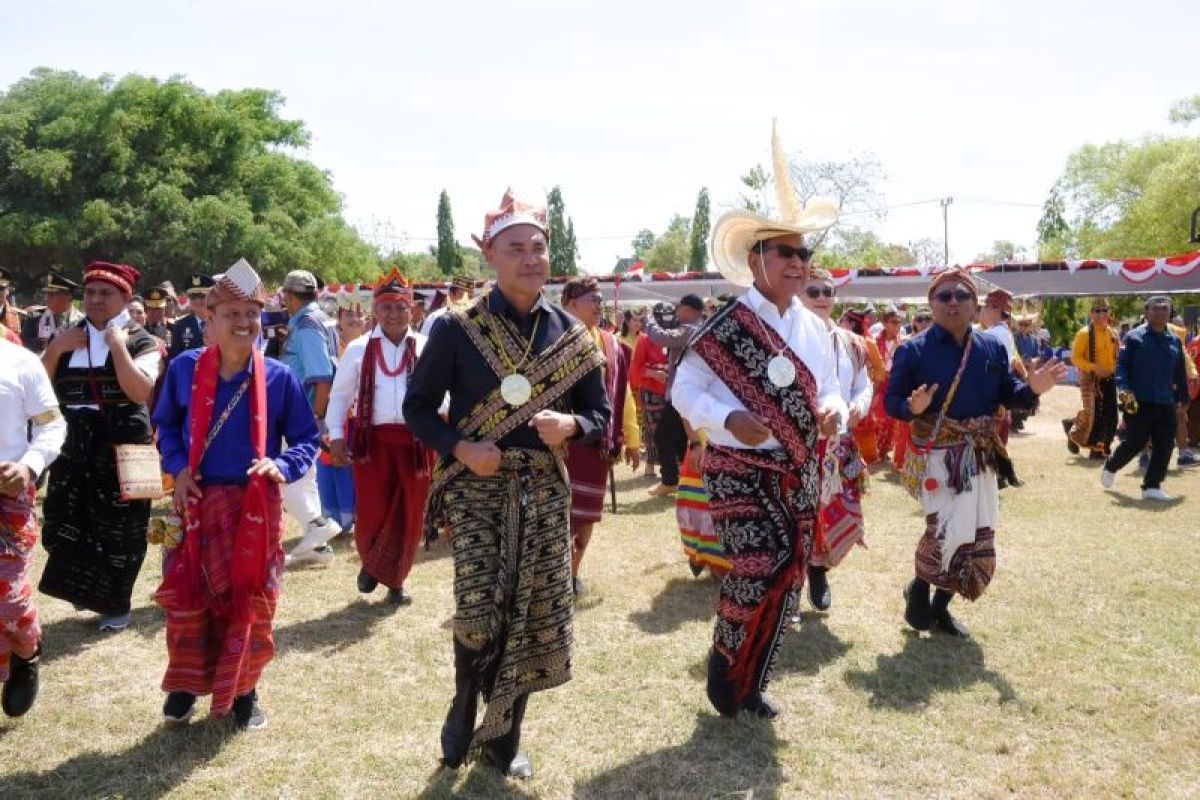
[403,287,610,458]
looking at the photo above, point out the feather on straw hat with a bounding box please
[710,119,839,287]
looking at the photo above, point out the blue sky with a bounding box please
[3,0,1196,272]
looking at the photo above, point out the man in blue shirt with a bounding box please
[279,270,342,564]
[887,268,1064,637]
[1100,296,1190,501]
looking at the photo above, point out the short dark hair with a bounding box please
[678,294,704,312]
[289,289,318,304]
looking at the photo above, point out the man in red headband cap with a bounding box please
[38,262,162,632]
[153,258,320,730]
[327,268,433,605]
[886,269,1064,637]
[404,189,610,779]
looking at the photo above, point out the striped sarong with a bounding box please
[157,483,283,715]
[676,445,730,576]
[0,487,39,683]
[811,433,867,569]
[566,441,608,524]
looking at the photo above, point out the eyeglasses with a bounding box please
[804,286,834,299]
[760,243,814,261]
[932,288,974,304]
[1001,311,1011,320]
[1091,307,1109,313]
[914,316,932,323]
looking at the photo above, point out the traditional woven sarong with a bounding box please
[40,409,151,615]
[811,433,867,569]
[690,300,820,703]
[640,388,665,466]
[565,441,608,523]
[158,484,284,710]
[443,448,572,748]
[0,487,40,683]
[353,424,431,589]
[1069,373,1118,453]
[677,445,729,576]
[911,414,1013,600]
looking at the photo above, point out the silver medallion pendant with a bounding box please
[767,354,796,388]
[500,373,534,406]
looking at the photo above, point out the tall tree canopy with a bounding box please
[435,189,462,275]
[547,186,578,275]
[0,69,377,291]
[688,187,710,272]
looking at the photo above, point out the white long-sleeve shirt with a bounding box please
[0,339,66,478]
[672,287,847,449]
[325,327,428,439]
[831,326,873,422]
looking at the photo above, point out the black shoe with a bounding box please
[1,644,41,718]
[162,691,196,724]
[357,568,378,594]
[688,561,704,578]
[933,608,970,637]
[1062,419,1080,454]
[386,587,412,606]
[742,692,780,720]
[572,576,586,596]
[807,565,831,611]
[903,579,932,631]
[481,746,534,779]
[232,690,267,731]
[705,649,739,718]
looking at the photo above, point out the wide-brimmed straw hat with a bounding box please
[710,120,839,287]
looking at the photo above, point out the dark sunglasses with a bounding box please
[932,288,974,304]
[1091,307,1109,313]
[804,286,834,299]
[914,315,932,323]
[759,243,814,261]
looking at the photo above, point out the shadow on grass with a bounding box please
[777,616,852,676]
[1108,493,1186,510]
[0,721,232,799]
[416,762,537,800]
[573,713,783,799]
[38,604,165,666]
[628,576,717,635]
[614,494,677,516]
[274,598,399,654]
[843,631,1017,710]
[613,473,659,493]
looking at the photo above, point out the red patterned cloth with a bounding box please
[156,345,277,716]
[159,483,283,708]
[0,486,39,683]
[354,424,431,589]
[566,441,608,523]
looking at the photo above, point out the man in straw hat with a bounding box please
[326,268,433,606]
[886,268,1064,637]
[1062,298,1121,459]
[153,258,320,731]
[403,189,610,778]
[672,122,845,719]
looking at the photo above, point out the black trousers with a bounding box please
[443,639,528,767]
[1106,402,1177,490]
[654,401,688,486]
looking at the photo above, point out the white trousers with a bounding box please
[282,453,322,525]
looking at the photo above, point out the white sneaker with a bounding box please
[284,544,335,569]
[1099,470,1116,489]
[1142,488,1173,502]
[290,517,341,555]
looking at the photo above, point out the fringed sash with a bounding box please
[350,332,427,474]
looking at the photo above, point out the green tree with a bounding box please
[435,189,461,275]
[0,69,377,290]
[631,229,655,260]
[973,240,1027,264]
[817,229,913,270]
[1036,185,1070,260]
[546,185,578,275]
[688,187,710,272]
[644,214,691,273]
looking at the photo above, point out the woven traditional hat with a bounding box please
[207,258,267,308]
[710,120,839,287]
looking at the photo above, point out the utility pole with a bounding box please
[940,197,954,265]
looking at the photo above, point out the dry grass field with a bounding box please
[1,386,1197,799]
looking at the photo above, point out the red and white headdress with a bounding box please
[373,266,413,307]
[83,261,141,296]
[472,188,549,248]
[207,258,268,309]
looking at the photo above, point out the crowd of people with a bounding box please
[0,168,1196,779]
